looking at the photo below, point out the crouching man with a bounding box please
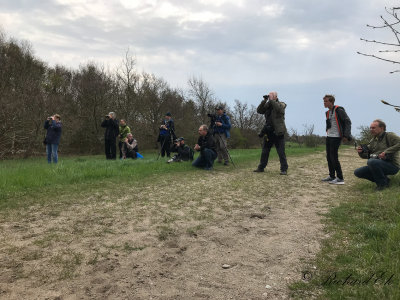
[192,125,217,170]
[354,119,400,191]
[122,133,139,159]
[168,137,193,163]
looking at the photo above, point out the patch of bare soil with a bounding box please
[0,149,362,299]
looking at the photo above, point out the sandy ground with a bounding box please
[0,149,362,299]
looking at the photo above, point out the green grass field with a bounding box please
[290,168,400,299]
[0,143,321,210]
[2,145,400,299]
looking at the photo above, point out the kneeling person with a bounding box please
[192,125,217,170]
[122,133,139,159]
[168,137,193,163]
[354,119,400,191]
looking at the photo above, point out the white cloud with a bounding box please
[259,3,285,17]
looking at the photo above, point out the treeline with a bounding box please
[0,31,271,158]
[0,31,324,159]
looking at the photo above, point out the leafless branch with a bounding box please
[357,51,400,64]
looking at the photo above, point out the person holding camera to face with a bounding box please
[253,91,288,175]
[44,114,62,163]
[101,112,119,160]
[168,137,194,163]
[322,95,352,185]
[354,119,400,191]
[158,112,176,158]
[210,105,231,166]
[121,133,138,159]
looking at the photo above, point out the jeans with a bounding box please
[354,158,399,186]
[192,149,217,169]
[326,137,343,179]
[258,134,288,172]
[46,143,59,163]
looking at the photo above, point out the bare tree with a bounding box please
[187,76,216,124]
[231,99,263,131]
[358,7,400,74]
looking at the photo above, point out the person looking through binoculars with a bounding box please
[209,105,231,166]
[44,114,62,164]
[101,112,119,160]
[254,91,288,175]
[122,133,138,159]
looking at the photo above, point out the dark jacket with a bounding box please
[325,106,352,140]
[358,132,400,167]
[257,98,287,136]
[197,132,216,153]
[44,120,62,144]
[171,143,193,161]
[212,113,231,138]
[101,118,119,140]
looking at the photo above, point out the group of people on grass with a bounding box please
[44,91,400,191]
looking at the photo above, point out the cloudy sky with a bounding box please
[1,0,399,136]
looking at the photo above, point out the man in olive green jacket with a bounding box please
[254,91,288,175]
[354,119,400,191]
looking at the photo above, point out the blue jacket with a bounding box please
[44,120,62,144]
[213,113,231,138]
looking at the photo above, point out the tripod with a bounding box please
[214,130,235,167]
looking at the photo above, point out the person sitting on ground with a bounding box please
[192,125,217,170]
[122,133,139,159]
[168,137,194,163]
[354,119,400,191]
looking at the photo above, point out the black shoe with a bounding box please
[253,168,264,173]
[280,171,287,175]
[375,184,388,191]
[224,161,229,166]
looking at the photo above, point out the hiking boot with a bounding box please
[253,168,264,173]
[322,176,335,182]
[329,178,345,185]
[224,161,229,166]
[280,171,287,175]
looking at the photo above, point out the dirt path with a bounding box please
[0,149,362,299]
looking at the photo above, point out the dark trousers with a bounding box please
[118,141,123,159]
[354,159,399,187]
[192,149,217,169]
[326,137,343,179]
[105,138,116,159]
[160,135,171,157]
[258,134,288,172]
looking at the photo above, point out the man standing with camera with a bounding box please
[354,119,400,191]
[44,114,62,164]
[254,91,288,175]
[101,112,119,160]
[211,105,231,166]
[158,112,176,158]
[322,95,352,185]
